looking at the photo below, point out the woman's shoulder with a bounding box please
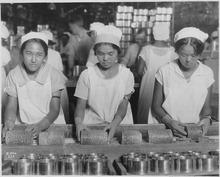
[199,61,214,74]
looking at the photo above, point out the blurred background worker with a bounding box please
[41,30,70,123]
[60,32,74,76]
[1,22,11,121]
[120,28,147,68]
[10,34,22,70]
[136,22,178,124]
[86,22,105,67]
[68,13,93,74]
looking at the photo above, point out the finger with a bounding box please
[178,122,187,127]
[173,131,186,138]
[77,130,81,142]
[201,125,208,136]
[175,127,187,136]
[25,125,33,132]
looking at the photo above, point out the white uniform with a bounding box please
[5,63,67,124]
[149,60,214,124]
[137,45,178,124]
[47,48,63,72]
[74,64,134,124]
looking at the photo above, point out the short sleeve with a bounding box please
[1,46,11,67]
[4,70,17,97]
[206,66,215,88]
[155,67,163,85]
[74,69,90,100]
[50,68,68,93]
[125,70,135,95]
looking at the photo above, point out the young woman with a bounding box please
[3,32,67,138]
[151,27,214,137]
[137,23,178,124]
[74,25,135,142]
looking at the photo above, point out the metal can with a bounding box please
[17,158,34,175]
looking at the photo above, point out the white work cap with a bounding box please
[153,22,170,41]
[89,22,105,35]
[0,22,9,39]
[94,25,122,48]
[21,32,48,46]
[40,30,53,41]
[174,27,208,43]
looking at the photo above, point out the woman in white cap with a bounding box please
[151,27,214,137]
[1,22,11,119]
[2,32,67,138]
[136,23,178,124]
[74,25,135,142]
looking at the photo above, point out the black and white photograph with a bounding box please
[1,0,219,175]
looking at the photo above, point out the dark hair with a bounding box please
[20,38,48,56]
[174,37,205,55]
[68,13,84,27]
[136,28,147,36]
[93,43,121,55]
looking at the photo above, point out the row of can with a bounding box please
[12,153,109,175]
[121,150,219,175]
[117,6,173,15]
[116,20,155,28]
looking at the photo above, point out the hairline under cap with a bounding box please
[21,32,48,46]
[174,27,208,43]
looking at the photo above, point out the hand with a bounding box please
[162,115,187,137]
[25,119,51,138]
[25,124,41,138]
[103,116,122,143]
[2,120,15,139]
[75,123,89,142]
[198,117,211,136]
[103,123,117,143]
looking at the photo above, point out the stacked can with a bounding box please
[116,5,133,56]
[121,150,218,175]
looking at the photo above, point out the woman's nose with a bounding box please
[31,55,37,63]
[186,56,192,62]
[103,55,109,61]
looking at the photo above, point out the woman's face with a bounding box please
[21,41,47,74]
[178,44,200,70]
[135,32,146,46]
[96,44,118,69]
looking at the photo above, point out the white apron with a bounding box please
[16,70,65,124]
[83,66,133,124]
[137,48,172,124]
[148,62,209,124]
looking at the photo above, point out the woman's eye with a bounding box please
[36,53,44,57]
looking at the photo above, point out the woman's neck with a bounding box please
[153,41,169,47]
[98,63,119,78]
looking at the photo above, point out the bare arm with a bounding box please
[152,80,187,136]
[74,98,88,141]
[119,48,131,67]
[198,86,213,135]
[2,95,18,137]
[136,56,146,76]
[104,93,133,142]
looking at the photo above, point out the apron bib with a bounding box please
[83,65,133,124]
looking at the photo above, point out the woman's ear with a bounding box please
[43,56,48,63]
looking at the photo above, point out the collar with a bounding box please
[171,59,205,78]
[16,63,51,87]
